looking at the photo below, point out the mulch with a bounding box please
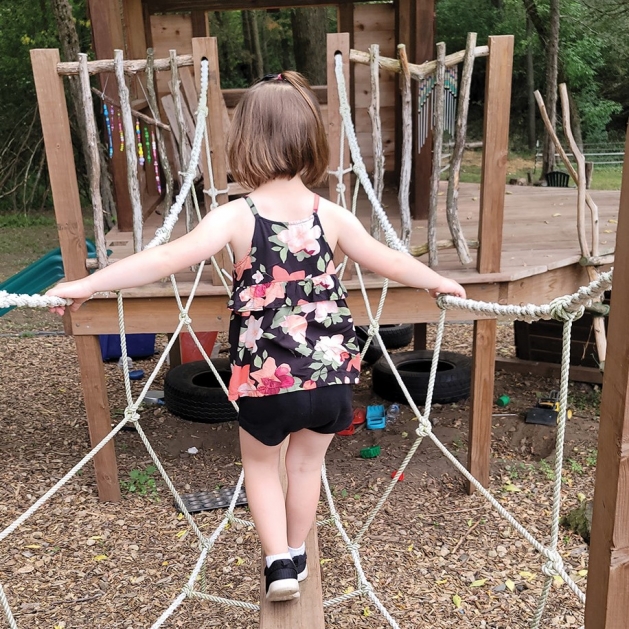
[0,315,599,628]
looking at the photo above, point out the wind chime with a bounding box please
[417,64,458,152]
[102,103,162,195]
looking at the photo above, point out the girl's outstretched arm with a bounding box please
[335,208,466,298]
[46,203,236,314]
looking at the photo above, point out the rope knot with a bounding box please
[416,421,432,438]
[541,550,564,577]
[367,322,379,338]
[179,312,192,326]
[335,182,346,195]
[196,105,208,117]
[549,297,584,322]
[124,407,141,424]
[181,584,194,597]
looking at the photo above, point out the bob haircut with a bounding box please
[227,71,329,190]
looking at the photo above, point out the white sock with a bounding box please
[288,543,306,558]
[265,552,291,568]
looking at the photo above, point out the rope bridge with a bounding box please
[0,52,611,629]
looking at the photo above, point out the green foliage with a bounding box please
[120,465,159,499]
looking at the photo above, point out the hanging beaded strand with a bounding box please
[143,126,152,165]
[117,108,124,152]
[103,103,114,158]
[135,119,145,166]
[151,128,161,194]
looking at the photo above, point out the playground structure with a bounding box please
[0,3,626,625]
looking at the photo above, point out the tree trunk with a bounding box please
[49,0,116,227]
[241,10,254,84]
[526,16,536,151]
[248,10,264,79]
[542,0,560,178]
[291,8,327,85]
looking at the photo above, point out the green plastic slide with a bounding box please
[0,240,98,317]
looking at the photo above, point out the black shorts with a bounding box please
[237,384,353,447]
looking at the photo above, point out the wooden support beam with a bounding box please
[259,440,325,628]
[584,125,629,629]
[412,0,435,220]
[327,32,353,278]
[192,37,232,282]
[87,0,133,233]
[147,0,354,12]
[30,48,120,503]
[467,35,513,495]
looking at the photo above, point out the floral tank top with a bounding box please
[227,195,361,401]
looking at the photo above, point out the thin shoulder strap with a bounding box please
[245,196,258,216]
[313,194,320,213]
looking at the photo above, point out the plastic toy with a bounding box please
[525,390,573,426]
[337,407,367,436]
[366,405,386,430]
[391,470,405,482]
[360,445,381,459]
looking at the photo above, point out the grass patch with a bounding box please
[444,151,623,190]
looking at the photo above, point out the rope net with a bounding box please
[0,50,612,628]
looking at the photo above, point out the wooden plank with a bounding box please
[327,32,351,205]
[327,33,353,278]
[147,0,356,11]
[69,282,502,335]
[30,48,120,503]
[150,14,194,97]
[477,35,514,276]
[495,357,603,385]
[87,0,133,232]
[192,37,232,280]
[466,35,513,495]
[190,10,208,37]
[259,441,325,629]
[413,0,435,220]
[584,127,629,629]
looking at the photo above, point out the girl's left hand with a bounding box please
[46,278,94,315]
[428,277,466,300]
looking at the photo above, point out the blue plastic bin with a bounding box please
[99,334,156,361]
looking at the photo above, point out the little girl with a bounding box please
[47,71,465,602]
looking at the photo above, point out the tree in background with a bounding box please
[291,8,328,85]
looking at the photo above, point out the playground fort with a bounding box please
[0,1,628,627]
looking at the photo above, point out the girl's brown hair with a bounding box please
[227,71,329,189]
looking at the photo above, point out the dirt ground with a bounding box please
[0,307,600,629]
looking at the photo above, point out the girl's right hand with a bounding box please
[45,278,94,315]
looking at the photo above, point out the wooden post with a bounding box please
[31,48,120,502]
[192,37,232,282]
[466,35,513,494]
[259,440,325,628]
[87,0,133,232]
[412,0,435,220]
[327,33,353,277]
[584,125,629,629]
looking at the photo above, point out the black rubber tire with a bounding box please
[356,324,414,365]
[371,350,471,405]
[164,358,237,424]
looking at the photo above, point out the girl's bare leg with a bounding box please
[284,429,335,548]
[238,427,288,556]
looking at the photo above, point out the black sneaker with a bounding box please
[292,552,308,582]
[264,559,299,601]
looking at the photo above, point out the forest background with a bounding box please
[0,0,627,217]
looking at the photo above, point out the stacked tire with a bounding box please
[356,323,414,364]
[371,350,471,405]
[164,358,237,423]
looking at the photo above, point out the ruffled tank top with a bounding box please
[227,195,361,400]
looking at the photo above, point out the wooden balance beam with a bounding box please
[258,440,325,628]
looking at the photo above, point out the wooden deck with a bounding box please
[70,182,620,335]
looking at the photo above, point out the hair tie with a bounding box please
[277,73,283,81]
